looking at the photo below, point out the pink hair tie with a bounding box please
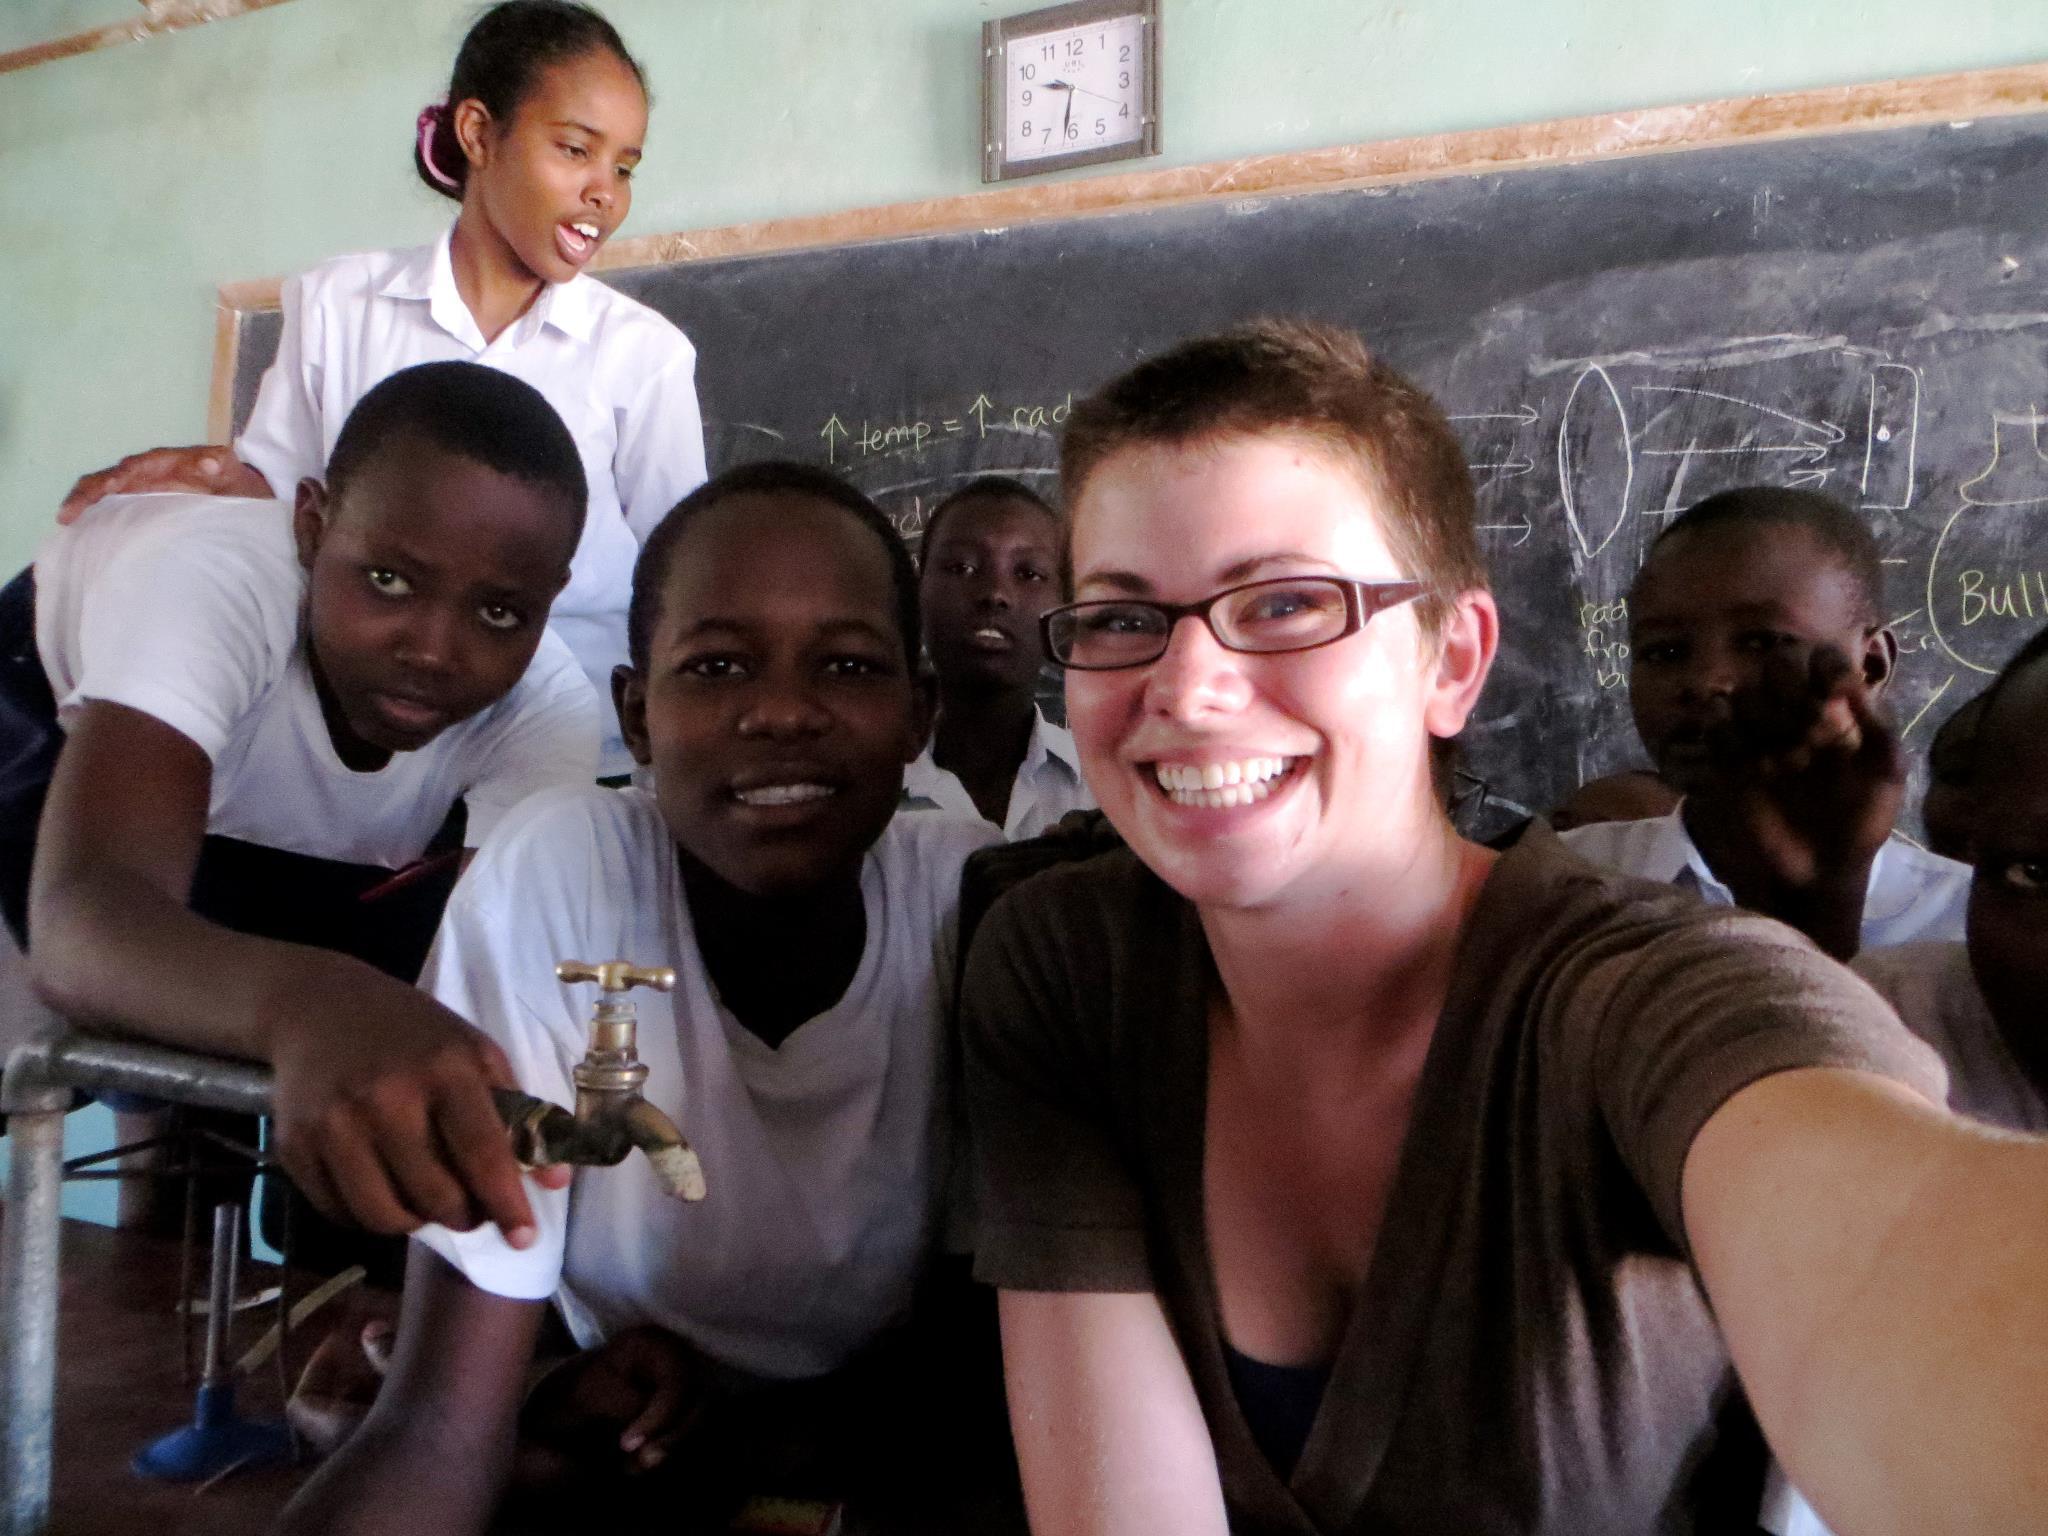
[416,102,461,191]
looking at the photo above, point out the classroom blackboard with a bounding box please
[228,104,2048,829]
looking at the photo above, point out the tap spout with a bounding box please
[623,1098,707,1201]
[491,1088,705,1201]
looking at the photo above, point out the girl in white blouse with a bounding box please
[60,1,706,771]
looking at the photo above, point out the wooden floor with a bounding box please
[2,1209,317,1536]
[0,1206,1031,1536]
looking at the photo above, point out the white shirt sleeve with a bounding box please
[612,340,708,543]
[460,634,602,848]
[410,832,583,1300]
[65,513,285,760]
[234,271,328,500]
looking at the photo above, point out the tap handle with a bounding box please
[556,959,677,995]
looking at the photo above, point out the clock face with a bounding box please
[1001,13,1148,166]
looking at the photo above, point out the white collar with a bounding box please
[1019,708,1081,779]
[378,226,600,348]
[905,707,1080,793]
[1655,801,1915,903]
[1635,806,1720,891]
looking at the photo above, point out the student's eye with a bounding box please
[1735,630,1800,654]
[1635,641,1683,665]
[680,654,747,680]
[616,163,635,181]
[365,568,412,599]
[559,141,589,160]
[477,603,524,633]
[1990,859,2048,894]
[943,560,978,578]
[823,654,891,679]
[1017,564,1051,585]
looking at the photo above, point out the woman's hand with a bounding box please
[58,445,272,523]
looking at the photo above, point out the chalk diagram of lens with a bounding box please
[1556,365,1634,563]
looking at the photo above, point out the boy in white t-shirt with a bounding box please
[0,360,597,1248]
[903,476,1095,839]
[1560,486,1969,959]
[280,462,999,1535]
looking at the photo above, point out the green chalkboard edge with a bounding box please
[206,53,2048,444]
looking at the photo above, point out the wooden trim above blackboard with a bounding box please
[0,0,297,77]
[206,55,2048,442]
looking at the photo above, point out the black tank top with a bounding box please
[1222,1341,1331,1480]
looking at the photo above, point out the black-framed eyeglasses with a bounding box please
[1040,576,1425,671]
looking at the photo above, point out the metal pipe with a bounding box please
[4,1034,271,1118]
[1,1031,266,1536]
[0,1100,67,1536]
[200,1205,238,1386]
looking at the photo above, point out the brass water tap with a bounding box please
[492,959,706,1200]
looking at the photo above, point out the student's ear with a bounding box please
[291,478,331,574]
[612,666,654,767]
[1861,625,1900,695]
[903,669,938,763]
[451,97,495,175]
[1422,589,1500,740]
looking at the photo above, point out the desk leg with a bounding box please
[0,1102,65,1536]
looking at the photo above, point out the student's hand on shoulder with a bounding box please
[1719,645,1905,889]
[265,962,572,1244]
[518,1324,716,1483]
[57,445,273,523]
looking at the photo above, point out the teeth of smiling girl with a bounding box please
[734,783,835,807]
[572,221,600,240]
[1151,757,1296,805]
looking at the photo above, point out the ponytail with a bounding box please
[413,102,465,199]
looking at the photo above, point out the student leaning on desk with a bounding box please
[1,361,598,1254]
[960,319,2048,1536]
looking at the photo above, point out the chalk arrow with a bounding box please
[1788,467,1833,489]
[819,414,848,465]
[1449,405,1541,427]
[1475,515,1534,548]
[1468,456,1536,478]
[1633,385,1845,446]
[967,394,996,436]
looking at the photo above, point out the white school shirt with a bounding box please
[1558,805,1970,950]
[900,708,1094,840]
[415,788,1000,1379]
[1854,941,2048,1130]
[1761,940,2045,1536]
[34,493,598,864]
[234,229,708,772]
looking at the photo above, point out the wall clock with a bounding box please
[983,0,1160,182]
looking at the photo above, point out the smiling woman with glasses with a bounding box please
[958,319,2048,1536]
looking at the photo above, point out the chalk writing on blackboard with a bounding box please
[816,392,1077,464]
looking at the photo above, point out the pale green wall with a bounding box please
[6,0,2048,570]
